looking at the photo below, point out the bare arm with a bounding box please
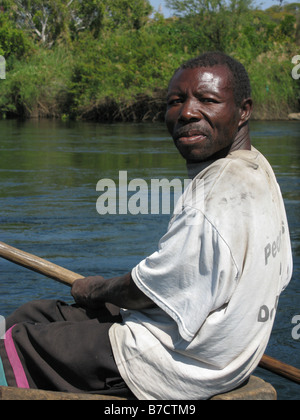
[71,272,155,310]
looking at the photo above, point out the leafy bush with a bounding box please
[0,0,299,120]
[0,47,74,117]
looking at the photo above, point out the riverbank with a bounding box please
[2,94,298,123]
[1,51,298,123]
[0,2,299,123]
[76,99,300,122]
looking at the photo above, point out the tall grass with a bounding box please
[0,47,74,118]
[249,51,298,120]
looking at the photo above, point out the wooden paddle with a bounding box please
[0,241,299,385]
[0,241,84,286]
[259,354,300,385]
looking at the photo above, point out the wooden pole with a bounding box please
[259,354,300,385]
[0,241,299,384]
[0,241,83,286]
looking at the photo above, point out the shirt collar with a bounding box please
[186,160,214,179]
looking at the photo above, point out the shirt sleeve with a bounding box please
[131,204,239,342]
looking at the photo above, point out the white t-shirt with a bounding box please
[109,147,293,400]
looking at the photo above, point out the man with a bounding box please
[0,52,293,399]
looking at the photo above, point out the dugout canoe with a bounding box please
[0,376,277,400]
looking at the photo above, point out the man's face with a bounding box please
[165,65,243,162]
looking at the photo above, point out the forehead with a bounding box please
[168,65,234,95]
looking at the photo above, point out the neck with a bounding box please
[186,124,252,179]
[230,123,251,153]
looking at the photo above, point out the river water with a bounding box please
[0,119,299,400]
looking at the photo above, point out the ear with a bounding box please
[238,98,253,128]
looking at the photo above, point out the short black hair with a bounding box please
[172,52,252,106]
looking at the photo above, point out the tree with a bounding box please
[165,0,254,51]
[68,0,106,39]
[0,8,33,59]
[2,0,106,46]
[3,0,69,46]
[2,0,152,47]
[104,0,153,30]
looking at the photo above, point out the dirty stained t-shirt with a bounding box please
[109,147,293,400]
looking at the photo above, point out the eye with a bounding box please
[200,97,219,104]
[168,97,182,106]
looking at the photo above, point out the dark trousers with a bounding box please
[0,300,134,398]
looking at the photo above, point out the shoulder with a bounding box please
[182,148,277,220]
[198,148,261,181]
[193,148,273,197]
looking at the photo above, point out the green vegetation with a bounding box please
[0,0,299,121]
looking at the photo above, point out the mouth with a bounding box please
[175,129,209,145]
[177,134,207,143]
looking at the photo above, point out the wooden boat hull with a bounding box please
[0,376,277,400]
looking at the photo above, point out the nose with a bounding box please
[178,98,201,123]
